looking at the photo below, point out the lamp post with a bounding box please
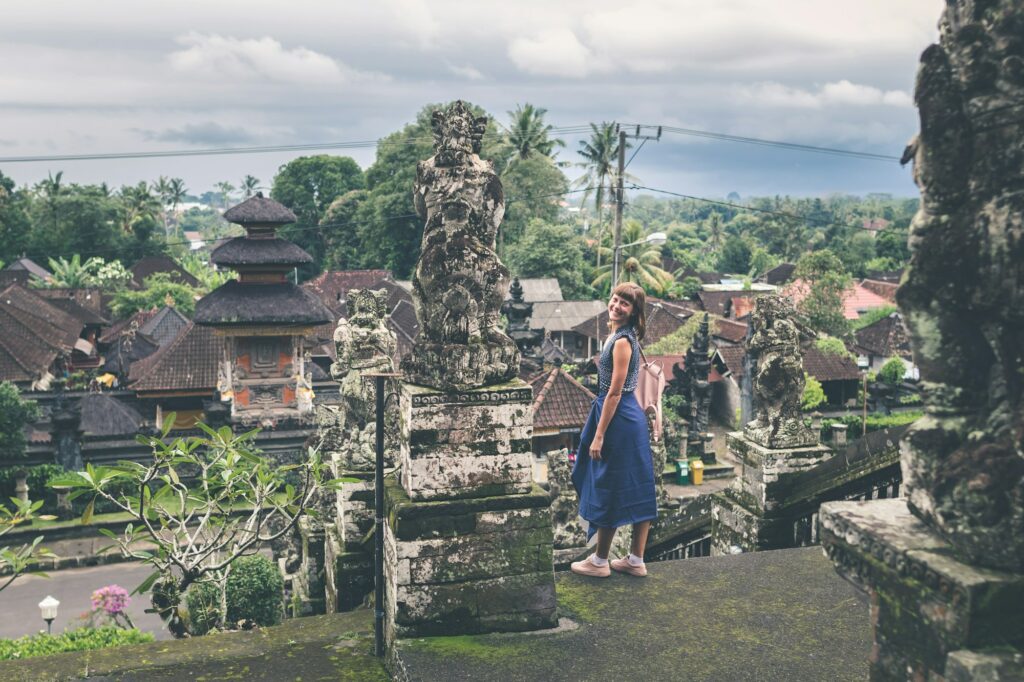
[39,595,59,635]
[611,231,667,286]
[857,355,870,437]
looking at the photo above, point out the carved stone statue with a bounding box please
[743,296,817,449]
[897,2,1024,571]
[316,288,399,472]
[401,100,520,391]
[501,277,544,375]
[685,313,713,461]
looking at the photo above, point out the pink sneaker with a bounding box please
[570,554,611,578]
[610,557,648,577]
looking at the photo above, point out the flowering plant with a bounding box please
[81,585,134,629]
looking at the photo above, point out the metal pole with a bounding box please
[613,128,626,286]
[862,373,868,437]
[374,374,385,658]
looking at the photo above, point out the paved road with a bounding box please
[0,562,170,640]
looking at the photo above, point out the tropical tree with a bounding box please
[215,181,236,209]
[590,220,673,295]
[35,171,64,233]
[574,122,620,264]
[704,211,725,255]
[0,381,40,460]
[504,104,565,161]
[40,254,103,288]
[505,218,592,300]
[119,182,162,235]
[793,249,852,338]
[1,498,55,594]
[152,176,173,236]
[240,175,260,199]
[110,273,201,317]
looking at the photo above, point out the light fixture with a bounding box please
[39,595,59,635]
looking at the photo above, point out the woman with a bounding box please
[570,282,658,578]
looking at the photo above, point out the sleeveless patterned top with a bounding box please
[597,325,640,395]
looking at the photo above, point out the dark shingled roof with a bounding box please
[530,366,595,430]
[3,257,52,280]
[853,312,912,359]
[99,308,158,345]
[715,345,746,377]
[211,236,313,267]
[102,331,160,376]
[35,288,108,325]
[571,300,693,345]
[763,263,796,285]
[130,255,200,289]
[139,306,191,347]
[0,284,83,382]
[195,281,333,326]
[79,393,144,436]
[801,346,862,382]
[304,270,395,312]
[859,279,899,303]
[697,289,772,317]
[389,298,420,359]
[223,194,297,225]
[130,322,222,393]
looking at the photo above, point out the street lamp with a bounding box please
[39,595,59,635]
[612,231,667,286]
[857,356,871,437]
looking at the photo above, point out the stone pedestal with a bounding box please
[711,432,832,555]
[398,380,534,501]
[384,379,557,640]
[819,499,1024,681]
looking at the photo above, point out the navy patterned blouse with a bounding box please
[597,325,640,395]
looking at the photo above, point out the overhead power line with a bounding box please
[648,125,902,162]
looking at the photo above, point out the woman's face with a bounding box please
[608,293,634,324]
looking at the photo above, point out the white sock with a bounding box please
[590,554,609,566]
[627,553,644,566]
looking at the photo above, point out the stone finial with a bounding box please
[896,0,1024,571]
[401,101,520,391]
[743,295,817,449]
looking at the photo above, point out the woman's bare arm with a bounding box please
[589,338,633,461]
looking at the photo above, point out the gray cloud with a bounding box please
[137,123,258,146]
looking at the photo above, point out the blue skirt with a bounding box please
[571,392,658,541]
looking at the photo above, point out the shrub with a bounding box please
[0,627,153,661]
[821,411,923,441]
[879,356,906,385]
[801,374,826,411]
[0,464,65,514]
[186,582,223,636]
[814,336,853,359]
[225,555,284,627]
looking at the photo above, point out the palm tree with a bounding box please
[36,171,64,233]
[574,123,639,267]
[152,176,172,237]
[119,182,162,235]
[704,212,724,255]
[240,175,260,199]
[590,221,674,295]
[215,181,235,209]
[504,104,565,161]
[168,178,187,233]
[43,255,102,288]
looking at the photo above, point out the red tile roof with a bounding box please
[0,284,83,382]
[530,367,595,430]
[714,344,861,382]
[784,279,892,320]
[859,279,899,303]
[304,270,394,312]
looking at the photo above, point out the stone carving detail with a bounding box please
[401,101,520,391]
[316,288,399,473]
[685,313,714,462]
[502,277,544,375]
[897,0,1024,571]
[743,296,817,449]
[546,449,586,549]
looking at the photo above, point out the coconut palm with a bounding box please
[504,104,565,161]
[152,176,172,236]
[240,175,260,199]
[168,178,187,233]
[704,212,724,255]
[590,221,674,295]
[215,181,235,209]
[35,171,64,232]
[119,182,162,235]
[574,123,638,267]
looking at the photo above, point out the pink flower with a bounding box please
[91,585,130,615]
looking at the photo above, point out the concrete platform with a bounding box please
[393,546,871,681]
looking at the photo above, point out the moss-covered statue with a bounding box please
[897,0,1024,571]
[743,295,817,449]
[401,100,520,391]
[315,288,398,472]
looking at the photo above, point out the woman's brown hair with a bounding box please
[607,282,647,341]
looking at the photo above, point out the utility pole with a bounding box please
[612,125,662,287]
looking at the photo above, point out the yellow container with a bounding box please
[690,459,704,485]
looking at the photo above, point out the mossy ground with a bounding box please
[0,611,387,682]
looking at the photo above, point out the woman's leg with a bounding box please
[630,521,651,558]
[595,527,616,560]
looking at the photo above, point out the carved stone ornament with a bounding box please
[896,0,1024,571]
[401,100,520,391]
[743,295,817,449]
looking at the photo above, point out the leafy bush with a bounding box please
[0,627,153,661]
[801,374,826,411]
[0,382,40,461]
[225,555,284,627]
[851,305,898,331]
[879,356,906,385]
[814,336,853,359]
[0,464,65,513]
[186,582,223,636]
[821,411,923,440]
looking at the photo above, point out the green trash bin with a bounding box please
[675,459,690,485]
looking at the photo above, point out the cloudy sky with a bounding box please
[0,0,944,201]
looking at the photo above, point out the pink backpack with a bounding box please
[636,345,666,442]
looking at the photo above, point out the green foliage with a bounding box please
[665,276,703,301]
[801,373,826,411]
[271,155,365,275]
[879,356,906,385]
[0,464,65,513]
[874,228,910,264]
[504,103,565,161]
[109,272,200,317]
[500,155,569,252]
[747,247,779,279]
[0,382,40,460]
[179,253,234,293]
[225,555,284,627]
[717,235,751,274]
[821,411,923,440]
[851,305,898,330]
[0,627,153,661]
[590,220,673,296]
[794,250,852,338]
[0,497,56,593]
[814,336,853,359]
[505,219,592,300]
[321,189,369,271]
[646,315,703,355]
[185,582,223,636]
